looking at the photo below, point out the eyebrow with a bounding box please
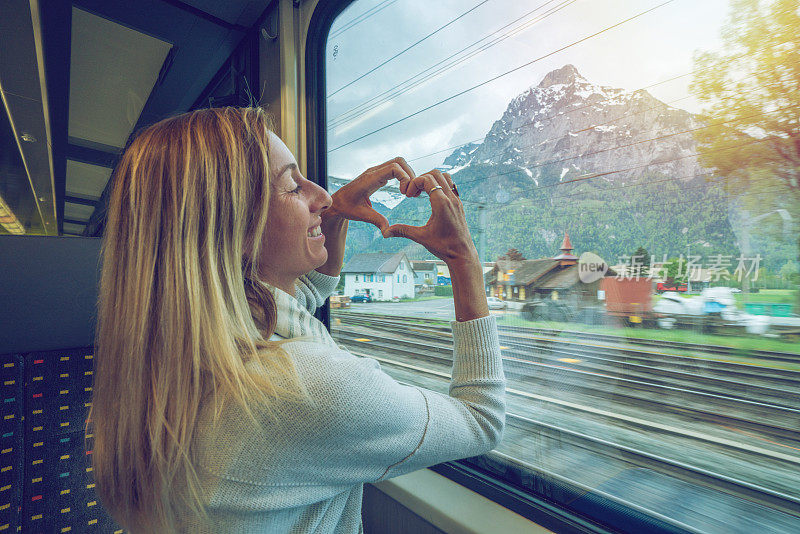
[276,163,298,179]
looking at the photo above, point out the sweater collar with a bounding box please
[261,282,338,347]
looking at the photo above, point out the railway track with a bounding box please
[332,327,800,451]
[502,414,800,520]
[337,337,800,519]
[335,317,800,407]
[333,312,800,392]
[333,311,800,364]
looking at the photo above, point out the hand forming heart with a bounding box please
[326,157,416,234]
[328,158,473,264]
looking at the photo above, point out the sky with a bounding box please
[323,0,732,180]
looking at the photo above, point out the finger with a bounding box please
[441,172,459,197]
[377,160,413,195]
[361,161,413,196]
[427,169,457,202]
[383,223,423,241]
[355,208,390,231]
[376,162,410,191]
[441,172,461,205]
[405,175,429,198]
[381,157,414,196]
[392,157,416,181]
[439,171,454,189]
[409,173,446,201]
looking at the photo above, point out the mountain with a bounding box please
[443,64,703,185]
[339,65,791,272]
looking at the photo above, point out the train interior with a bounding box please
[2,0,798,532]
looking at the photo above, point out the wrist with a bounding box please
[444,247,481,270]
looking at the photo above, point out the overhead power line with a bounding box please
[329,0,398,40]
[328,0,676,152]
[450,131,783,195]
[392,174,785,227]
[329,0,494,97]
[328,0,577,128]
[443,101,799,191]
[353,85,787,200]
[373,134,783,228]
[401,57,775,165]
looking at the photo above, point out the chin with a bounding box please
[313,254,328,271]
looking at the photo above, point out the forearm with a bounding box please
[447,250,490,322]
[316,213,348,276]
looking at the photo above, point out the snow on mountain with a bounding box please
[327,176,405,209]
[444,64,704,185]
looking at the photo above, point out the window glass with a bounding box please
[325,1,800,531]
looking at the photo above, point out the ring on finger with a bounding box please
[429,185,444,194]
[451,183,459,197]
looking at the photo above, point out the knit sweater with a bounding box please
[178,270,506,533]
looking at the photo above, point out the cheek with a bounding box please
[263,200,301,250]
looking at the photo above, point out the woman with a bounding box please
[90,107,505,533]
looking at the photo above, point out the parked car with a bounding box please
[350,294,372,303]
[487,297,507,310]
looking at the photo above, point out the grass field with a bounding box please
[653,289,798,311]
[734,289,797,305]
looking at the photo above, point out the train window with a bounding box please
[320,0,800,532]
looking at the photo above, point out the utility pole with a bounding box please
[476,203,486,265]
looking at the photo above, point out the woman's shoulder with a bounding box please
[247,338,381,387]
[281,339,381,373]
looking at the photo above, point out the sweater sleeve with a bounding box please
[208,315,505,498]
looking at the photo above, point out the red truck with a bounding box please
[656,281,688,293]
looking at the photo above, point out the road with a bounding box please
[340,298,509,320]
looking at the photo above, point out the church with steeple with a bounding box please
[488,231,612,311]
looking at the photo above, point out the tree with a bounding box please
[664,257,688,284]
[631,246,651,277]
[690,0,800,199]
[499,248,526,261]
[690,0,799,307]
[779,260,799,285]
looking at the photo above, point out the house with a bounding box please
[341,252,416,300]
[687,268,713,292]
[412,261,438,293]
[487,232,615,309]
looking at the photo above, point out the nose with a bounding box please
[310,180,332,213]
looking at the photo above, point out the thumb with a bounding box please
[383,223,423,241]
[358,209,389,232]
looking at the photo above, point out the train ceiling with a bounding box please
[0,0,274,237]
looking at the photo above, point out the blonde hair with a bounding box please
[89,107,307,532]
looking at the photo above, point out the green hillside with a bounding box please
[340,164,796,275]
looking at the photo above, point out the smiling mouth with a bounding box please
[307,226,322,237]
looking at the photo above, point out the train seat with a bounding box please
[0,235,122,533]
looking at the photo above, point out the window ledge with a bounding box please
[372,468,553,534]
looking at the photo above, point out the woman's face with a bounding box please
[256,132,332,293]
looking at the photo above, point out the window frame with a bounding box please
[303,2,684,532]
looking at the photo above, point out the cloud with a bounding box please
[328,115,465,178]
[324,0,731,176]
